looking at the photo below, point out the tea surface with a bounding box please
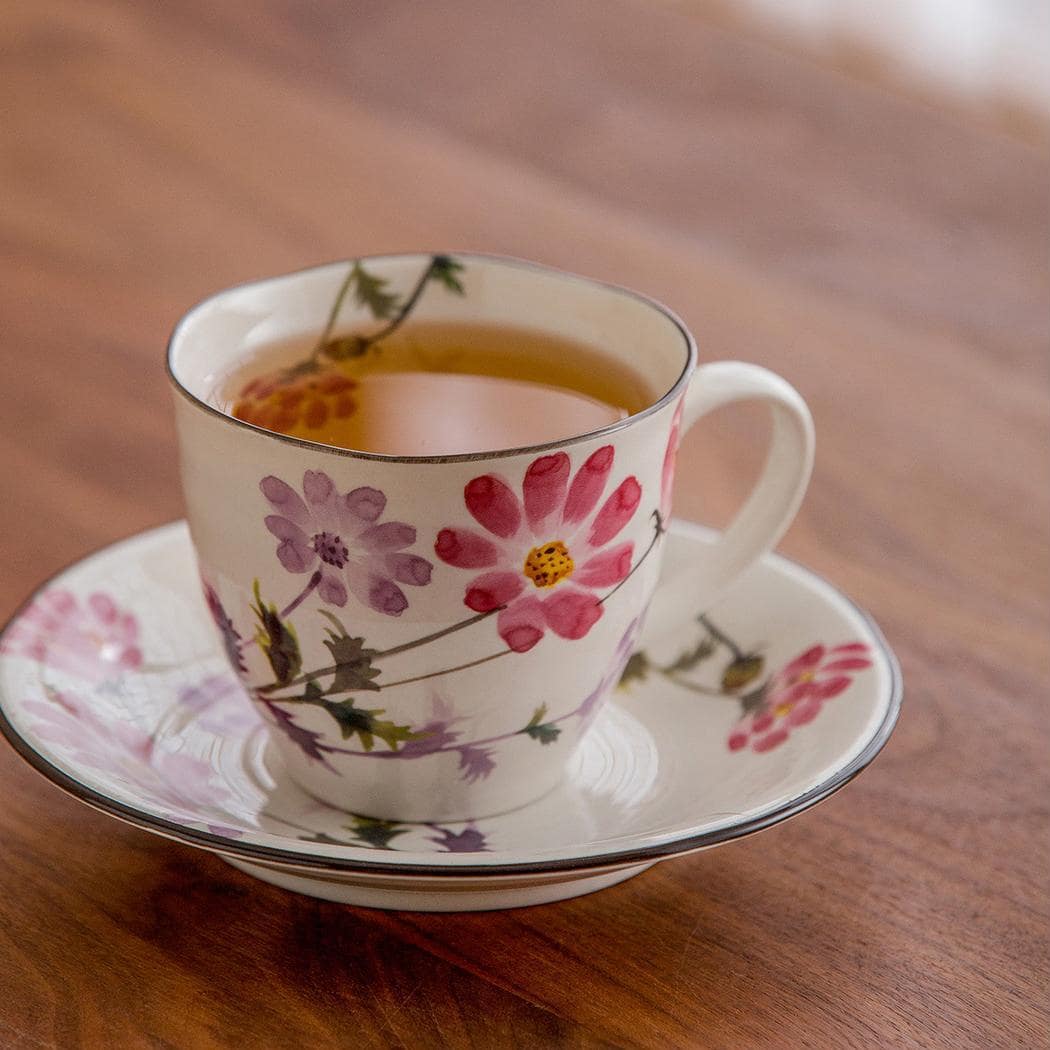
[222,321,651,456]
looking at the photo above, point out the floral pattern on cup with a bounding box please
[261,470,433,616]
[435,446,642,652]
[1,589,142,683]
[272,617,640,785]
[391,695,498,783]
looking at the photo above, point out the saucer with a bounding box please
[0,521,900,911]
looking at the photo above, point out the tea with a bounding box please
[221,321,651,456]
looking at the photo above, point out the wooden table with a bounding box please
[2,2,1047,1046]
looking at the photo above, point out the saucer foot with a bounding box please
[223,857,654,911]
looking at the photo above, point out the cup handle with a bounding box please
[641,361,815,644]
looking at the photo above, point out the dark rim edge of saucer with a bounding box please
[0,521,903,879]
[165,251,696,466]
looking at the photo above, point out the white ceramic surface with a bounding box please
[0,520,900,910]
[167,253,814,820]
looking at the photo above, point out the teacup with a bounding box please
[167,253,813,822]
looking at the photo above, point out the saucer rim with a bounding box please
[0,521,903,878]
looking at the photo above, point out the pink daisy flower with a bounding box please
[728,642,873,753]
[435,445,642,653]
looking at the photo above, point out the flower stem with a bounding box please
[260,648,510,699]
[374,608,498,659]
[661,673,733,699]
[257,508,660,697]
[306,255,440,371]
[255,606,503,694]
[310,264,358,361]
[279,571,322,619]
[599,510,664,606]
[357,257,440,349]
[377,649,510,690]
[698,614,743,660]
[321,687,589,759]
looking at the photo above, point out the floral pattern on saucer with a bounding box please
[22,684,241,836]
[619,615,873,754]
[9,580,871,854]
[1,589,142,683]
[0,521,900,872]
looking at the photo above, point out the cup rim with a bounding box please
[166,251,696,465]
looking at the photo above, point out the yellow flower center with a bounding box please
[523,540,574,588]
[797,670,816,683]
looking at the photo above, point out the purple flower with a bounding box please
[261,470,432,616]
[259,697,336,771]
[577,617,641,729]
[178,673,260,735]
[397,695,463,757]
[383,696,499,783]
[202,582,247,673]
[428,824,489,852]
[457,744,496,783]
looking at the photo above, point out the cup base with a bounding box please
[268,736,569,825]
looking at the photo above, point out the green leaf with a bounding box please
[251,580,301,685]
[521,703,561,745]
[318,610,381,694]
[349,261,400,319]
[301,821,410,851]
[299,831,348,846]
[618,650,651,689]
[722,654,765,692]
[429,255,465,294]
[319,697,420,752]
[663,635,718,675]
[348,816,410,850]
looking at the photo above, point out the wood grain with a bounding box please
[1,1,1047,1047]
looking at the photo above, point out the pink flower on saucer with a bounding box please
[261,470,433,616]
[23,688,233,822]
[178,673,261,736]
[2,589,143,683]
[728,642,873,753]
[660,398,684,520]
[435,446,641,652]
